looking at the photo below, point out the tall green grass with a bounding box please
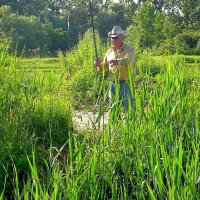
[0,40,72,199]
[0,31,199,199]
[64,30,109,110]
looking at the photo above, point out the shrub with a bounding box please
[175,31,200,55]
[137,52,166,76]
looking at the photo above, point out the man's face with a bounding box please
[111,35,123,49]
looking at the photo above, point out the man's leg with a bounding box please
[119,82,135,112]
[109,82,122,121]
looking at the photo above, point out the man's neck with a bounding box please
[113,43,123,51]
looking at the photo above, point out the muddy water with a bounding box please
[72,110,109,130]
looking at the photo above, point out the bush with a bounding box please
[175,31,200,55]
[137,52,166,76]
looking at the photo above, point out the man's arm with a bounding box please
[94,56,109,73]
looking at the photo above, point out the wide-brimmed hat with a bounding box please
[108,26,125,38]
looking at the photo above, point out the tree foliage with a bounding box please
[135,2,156,47]
[0,0,199,56]
[0,5,68,56]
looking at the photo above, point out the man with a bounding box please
[94,25,137,112]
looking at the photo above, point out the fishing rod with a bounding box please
[89,0,98,130]
[89,0,98,59]
[89,2,105,167]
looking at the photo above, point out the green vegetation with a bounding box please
[0,31,199,199]
[18,58,61,73]
[0,40,72,198]
[0,0,199,198]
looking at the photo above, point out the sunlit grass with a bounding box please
[18,58,61,69]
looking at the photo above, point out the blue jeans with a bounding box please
[109,81,135,112]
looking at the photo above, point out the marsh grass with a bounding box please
[0,33,200,199]
[0,42,73,199]
[18,58,61,70]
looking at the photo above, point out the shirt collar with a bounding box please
[111,43,125,52]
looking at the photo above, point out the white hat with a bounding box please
[108,26,125,38]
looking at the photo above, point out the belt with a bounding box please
[112,80,128,83]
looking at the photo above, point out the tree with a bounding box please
[125,25,141,55]
[164,0,200,30]
[135,1,156,48]
[108,2,128,29]
[154,11,165,44]
[95,9,118,38]
[0,0,47,16]
[124,1,138,23]
[94,2,130,39]
[0,6,68,55]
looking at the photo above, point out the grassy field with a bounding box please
[0,33,200,199]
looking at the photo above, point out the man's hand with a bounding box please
[108,59,119,67]
[94,58,102,68]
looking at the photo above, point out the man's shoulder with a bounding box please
[122,44,136,58]
[122,43,134,50]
